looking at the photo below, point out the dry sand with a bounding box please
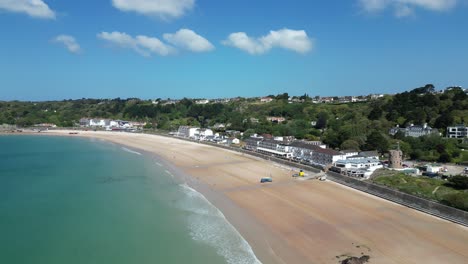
[38,131,468,263]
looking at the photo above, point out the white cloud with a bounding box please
[111,0,195,19]
[53,35,81,54]
[97,31,176,57]
[223,29,313,55]
[163,29,214,52]
[358,0,458,17]
[395,3,414,17]
[223,32,268,55]
[0,0,55,19]
[135,35,175,56]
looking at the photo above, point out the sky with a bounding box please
[0,0,467,101]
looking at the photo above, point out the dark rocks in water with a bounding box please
[341,255,370,264]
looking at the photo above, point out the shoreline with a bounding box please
[6,131,289,263]
[5,130,468,264]
[137,143,287,264]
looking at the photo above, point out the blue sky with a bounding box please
[0,0,467,101]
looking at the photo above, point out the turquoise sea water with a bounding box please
[0,136,260,264]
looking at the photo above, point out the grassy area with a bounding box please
[373,173,468,211]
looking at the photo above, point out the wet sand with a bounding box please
[40,131,468,263]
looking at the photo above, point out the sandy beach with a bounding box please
[27,130,468,263]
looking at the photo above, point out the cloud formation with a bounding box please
[97,31,176,57]
[98,29,214,57]
[223,29,313,55]
[163,29,214,52]
[358,0,458,17]
[0,0,55,19]
[53,35,81,54]
[111,0,195,19]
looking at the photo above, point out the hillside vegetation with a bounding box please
[1,85,467,163]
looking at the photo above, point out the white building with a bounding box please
[110,120,120,127]
[334,158,383,179]
[335,158,382,170]
[177,126,213,139]
[341,150,359,158]
[346,151,379,160]
[260,97,273,103]
[212,123,226,130]
[288,141,321,161]
[177,126,199,138]
[447,125,468,138]
[312,148,346,167]
[196,128,214,139]
[227,137,240,145]
[244,137,263,151]
[267,116,286,123]
[88,119,111,127]
[257,139,293,158]
[389,124,439,137]
[195,99,210,105]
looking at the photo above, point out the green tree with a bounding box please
[365,131,390,154]
[446,176,468,190]
[438,152,451,163]
[340,139,360,151]
[315,112,328,129]
[243,129,256,139]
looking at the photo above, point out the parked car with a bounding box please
[422,172,439,178]
[260,177,273,183]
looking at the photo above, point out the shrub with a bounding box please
[446,175,468,190]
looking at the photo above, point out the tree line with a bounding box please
[1,85,467,163]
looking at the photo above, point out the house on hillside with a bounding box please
[212,123,226,130]
[447,125,468,138]
[389,124,439,138]
[266,116,286,123]
[195,99,210,105]
[260,97,273,103]
[249,117,260,123]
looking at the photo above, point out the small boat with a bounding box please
[69,132,79,135]
[260,177,272,183]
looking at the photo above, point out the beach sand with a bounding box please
[41,131,468,263]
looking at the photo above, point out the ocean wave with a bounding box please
[121,147,142,156]
[165,170,174,178]
[178,183,262,264]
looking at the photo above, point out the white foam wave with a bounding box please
[165,170,174,178]
[178,184,262,264]
[121,147,142,156]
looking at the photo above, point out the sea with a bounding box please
[0,135,261,264]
